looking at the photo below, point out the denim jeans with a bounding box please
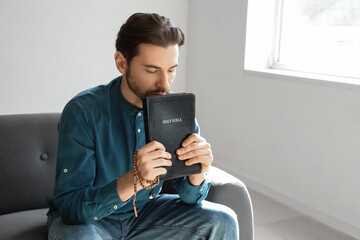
[47,194,239,240]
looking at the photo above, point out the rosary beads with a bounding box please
[132,150,160,217]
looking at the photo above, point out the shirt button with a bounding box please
[137,129,141,133]
[63,169,68,173]
[200,187,204,192]
[94,217,98,220]
[138,112,142,117]
[114,205,118,209]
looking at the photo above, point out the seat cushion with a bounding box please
[0,208,48,240]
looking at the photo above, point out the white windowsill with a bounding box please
[244,67,360,87]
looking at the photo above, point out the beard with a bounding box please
[125,67,169,100]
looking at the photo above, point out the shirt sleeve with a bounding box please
[173,175,211,204]
[172,119,212,204]
[53,100,124,224]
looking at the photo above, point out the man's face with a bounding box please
[123,43,179,100]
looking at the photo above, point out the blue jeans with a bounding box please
[47,194,239,240]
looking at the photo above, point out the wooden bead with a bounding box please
[132,150,160,217]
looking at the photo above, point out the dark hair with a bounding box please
[115,13,185,64]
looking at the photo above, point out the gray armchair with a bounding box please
[0,113,253,240]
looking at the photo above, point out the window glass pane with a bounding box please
[278,0,360,78]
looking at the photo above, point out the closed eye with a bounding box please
[146,69,157,73]
[143,64,178,73]
[168,65,178,73]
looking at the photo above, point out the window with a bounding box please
[245,0,360,81]
[273,0,360,79]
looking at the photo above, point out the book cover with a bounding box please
[142,93,202,180]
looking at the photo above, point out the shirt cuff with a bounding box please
[174,174,212,204]
[88,179,124,221]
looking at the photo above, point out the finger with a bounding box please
[140,158,170,178]
[150,159,173,168]
[184,155,212,167]
[148,150,172,160]
[143,141,166,153]
[142,166,168,180]
[153,167,168,177]
[178,148,211,160]
[137,152,171,173]
[177,142,210,156]
[181,133,204,148]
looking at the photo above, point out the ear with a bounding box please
[114,51,127,74]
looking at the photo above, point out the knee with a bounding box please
[204,204,239,239]
[47,214,107,240]
[213,207,238,229]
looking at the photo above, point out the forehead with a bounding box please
[134,43,179,67]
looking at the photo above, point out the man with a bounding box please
[47,13,238,239]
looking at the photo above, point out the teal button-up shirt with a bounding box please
[49,76,211,224]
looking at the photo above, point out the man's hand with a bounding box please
[116,141,171,202]
[176,134,213,186]
[135,141,172,181]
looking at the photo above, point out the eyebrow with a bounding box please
[144,64,178,69]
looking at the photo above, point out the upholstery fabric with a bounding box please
[0,208,48,240]
[0,113,60,214]
[0,113,254,240]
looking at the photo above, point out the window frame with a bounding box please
[244,0,360,85]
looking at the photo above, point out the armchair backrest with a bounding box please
[0,113,177,215]
[0,113,60,215]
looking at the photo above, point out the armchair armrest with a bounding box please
[206,166,254,240]
[161,166,254,240]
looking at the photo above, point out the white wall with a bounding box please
[0,0,188,114]
[2,0,360,238]
[187,0,360,238]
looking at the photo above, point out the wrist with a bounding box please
[132,169,142,190]
[116,169,140,202]
[188,173,205,186]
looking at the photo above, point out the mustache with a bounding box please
[146,89,169,96]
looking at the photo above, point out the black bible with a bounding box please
[142,93,202,180]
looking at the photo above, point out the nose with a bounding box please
[156,71,170,91]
